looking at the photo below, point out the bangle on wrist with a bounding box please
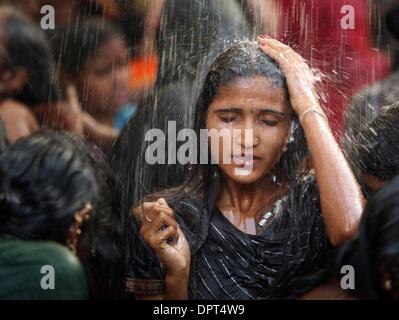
[299,108,328,124]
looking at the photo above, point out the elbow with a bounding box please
[328,226,358,247]
[325,203,364,247]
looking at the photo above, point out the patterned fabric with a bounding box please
[126,174,331,299]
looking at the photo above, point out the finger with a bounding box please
[258,44,281,62]
[257,36,291,51]
[157,198,169,207]
[141,213,178,246]
[159,226,179,243]
[132,202,156,222]
[142,202,174,222]
[258,38,302,61]
[148,212,178,233]
[144,205,174,224]
[152,226,180,249]
[151,203,174,217]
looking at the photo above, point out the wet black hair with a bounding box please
[51,17,126,79]
[77,140,126,299]
[348,103,399,183]
[336,176,399,299]
[114,0,145,52]
[0,6,54,105]
[0,131,97,243]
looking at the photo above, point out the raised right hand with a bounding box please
[133,198,191,275]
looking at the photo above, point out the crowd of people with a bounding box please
[0,0,398,300]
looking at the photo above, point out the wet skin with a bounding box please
[206,76,292,235]
[77,36,130,126]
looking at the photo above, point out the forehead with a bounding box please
[209,76,288,111]
[95,37,127,57]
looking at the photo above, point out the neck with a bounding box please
[217,174,281,218]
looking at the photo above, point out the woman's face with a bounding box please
[77,36,130,117]
[206,76,292,185]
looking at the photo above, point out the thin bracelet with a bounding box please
[299,108,328,124]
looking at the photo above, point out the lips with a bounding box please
[231,154,261,167]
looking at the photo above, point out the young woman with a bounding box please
[52,18,134,134]
[0,6,83,143]
[345,103,399,197]
[127,37,365,299]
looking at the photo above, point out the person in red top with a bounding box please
[277,0,391,138]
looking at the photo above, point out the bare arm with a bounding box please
[301,110,365,245]
[258,36,365,246]
[82,112,118,151]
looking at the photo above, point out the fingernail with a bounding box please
[259,34,266,39]
[176,237,183,250]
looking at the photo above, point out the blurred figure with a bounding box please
[37,0,103,26]
[301,175,399,300]
[0,0,41,19]
[345,103,399,197]
[335,176,399,299]
[0,119,8,153]
[277,0,391,138]
[0,6,83,142]
[370,0,399,70]
[52,18,134,133]
[236,0,280,36]
[344,3,399,154]
[111,0,250,216]
[0,131,97,299]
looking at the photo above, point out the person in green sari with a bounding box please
[0,131,98,300]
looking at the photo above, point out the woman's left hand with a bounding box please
[257,35,322,116]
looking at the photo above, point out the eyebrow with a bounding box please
[215,108,286,116]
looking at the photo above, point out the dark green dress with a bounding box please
[0,237,88,300]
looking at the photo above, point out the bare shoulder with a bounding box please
[0,99,39,142]
[0,99,36,119]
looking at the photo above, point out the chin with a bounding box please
[224,168,264,185]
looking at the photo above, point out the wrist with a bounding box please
[165,270,189,300]
[298,107,328,124]
[165,264,190,279]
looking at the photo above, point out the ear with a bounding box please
[1,68,28,94]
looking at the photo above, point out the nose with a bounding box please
[113,65,129,85]
[236,118,260,151]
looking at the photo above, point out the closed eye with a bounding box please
[261,119,279,126]
[216,109,241,123]
[219,115,238,123]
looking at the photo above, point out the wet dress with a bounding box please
[126,174,331,299]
